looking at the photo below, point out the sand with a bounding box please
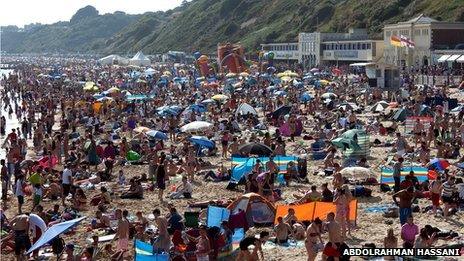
[1,87,464,261]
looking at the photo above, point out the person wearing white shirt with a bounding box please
[15,174,25,214]
[61,166,73,206]
[169,176,193,199]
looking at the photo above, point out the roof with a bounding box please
[404,14,438,24]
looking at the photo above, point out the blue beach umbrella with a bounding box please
[146,130,168,140]
[189,136,215,149]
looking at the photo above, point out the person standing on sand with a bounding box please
[428,177,442,216]
[393,186,415,225]
[156,154,167,203]
[114,209,129,255]
[333,188,349,240]
[392,157,404,193]
[152,209,170,253]
[441,176,456,217]
[325,212,342,244]
[305,218,323,261]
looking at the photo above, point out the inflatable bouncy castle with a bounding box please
[194,51,214,77]
[218,43,247,74]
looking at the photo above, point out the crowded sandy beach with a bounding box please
[0,49,463,261]
[1,2,464,260]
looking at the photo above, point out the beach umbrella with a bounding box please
[134,126,151,133]
[318,79,330,86]
[321,92,337,99]
[163,71,172,76]
[201,99,215,104]
[332,68,342,75]
[189,136,215,149]
[107,87,120,93]
[145,130,168,140]
[428,158,450,171]
[300,92,313,102]
[226,73,237,78]
[144,68,157,75]
[187,104,207,113]
[276,70,299,78]
[310,68,319,73]
[239,72,250,77]
[280,76,292,82]
[340,167,374,178]
[238,142,273,156]
[27,217,86,254]
[271,105,292,119]
[92,93,104,99]
[274,90,287,96]
[338,103,357,111]
[370,101,389,112]
[180,121,213,133]
[211,94,229,101]
[96,97,113,102]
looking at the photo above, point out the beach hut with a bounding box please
[129,51,151,66]
[227,193,276,226]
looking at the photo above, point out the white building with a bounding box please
[298,28,383,67]
[383,15,464,67]
[260,42,299,61]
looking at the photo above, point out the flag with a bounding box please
[400,35,415,48]
[390,35,402,47]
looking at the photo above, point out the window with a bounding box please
[422,29,428,35]
[362,43,366,49]
[367,43,371,49]
[414,29,421,36]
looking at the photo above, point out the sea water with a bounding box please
[0,69,20,159]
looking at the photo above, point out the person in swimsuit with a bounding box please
[334,188,349,240]
[305,218,323,261]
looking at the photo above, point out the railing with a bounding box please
[414,75,463,86]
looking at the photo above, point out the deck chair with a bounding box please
[184,212,199,228]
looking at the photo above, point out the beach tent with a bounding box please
[99,54,128,65]
[331,129,370,158]
[235,103,258,117]
[227,193,276,226]
[130,51,151,66]
[391,108,413,122]
[274,200,358,224]
[238,142,273,156]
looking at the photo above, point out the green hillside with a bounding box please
[1,0,464,54]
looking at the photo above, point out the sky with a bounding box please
[0,0,184,27]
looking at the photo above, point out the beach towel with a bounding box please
[207,206,230,228]
[134,240,168,261]
[274,200,357,224]
[231,156,297,182]
[380,166,428,187]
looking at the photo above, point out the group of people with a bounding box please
[0,54,463,261]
